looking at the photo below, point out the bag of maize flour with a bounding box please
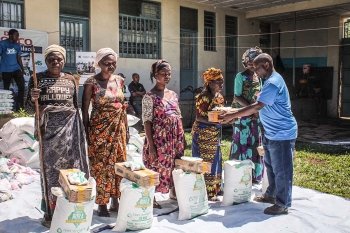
[49,178,96,233]
[221,160,254,206]
[172,169,209,220]
[113,178,154,232]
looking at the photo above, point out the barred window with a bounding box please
[204,11,216,51]
[345,19,350,38]
[0,0,24,29]
[119,0,161,59]
[59,0,90,68]
[259,22,271,54]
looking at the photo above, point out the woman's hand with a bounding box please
[219,112,235,124]
[149,144,157,160]
[30,88,41,101]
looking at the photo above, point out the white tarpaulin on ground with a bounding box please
[0,174,349,233]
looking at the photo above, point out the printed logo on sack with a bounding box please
[135,189,152,211]
[239,168,252,186]
[66,204,87,227]
[6,48,16,55]
[193,174,204,191]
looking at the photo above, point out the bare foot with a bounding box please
[210,196,220,202]
[109,197,119,212]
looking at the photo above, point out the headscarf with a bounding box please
[150,59,170,83]
[201,67,223,84]
[242,46,262,68]
[94,48,118,68]
[44,44,66,61]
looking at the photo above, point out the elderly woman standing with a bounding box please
[82,48,128,217]
[142,60,185,207]
[26,44,89,227]
[191,68,224,201]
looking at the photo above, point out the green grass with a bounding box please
[184,132,350,199]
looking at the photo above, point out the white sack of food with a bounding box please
[128,135,144,152]
[127,115,140,126]
[113,178,154,232]
[49,178,96,233]
[2,129,25,145]
[172,169,209,220]
[126,152,143,164]
[18,132,37,148]
[0,117,34,138]
[221,160,254,206]
[0,139,28,154]
[129,126,138,136]
[10,148,39,169]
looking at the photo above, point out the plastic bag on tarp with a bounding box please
[0,189,13,203]
[113,178,154,232]
[49,178,96,233]
[172,169,209,220]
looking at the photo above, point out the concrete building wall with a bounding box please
[24,0,60,45]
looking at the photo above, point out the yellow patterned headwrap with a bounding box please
[44,44,66,61]
[201,67,223,83]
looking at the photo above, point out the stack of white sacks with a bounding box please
[126,114,145,163]
[0,89,15,114]
[0,117,39,169]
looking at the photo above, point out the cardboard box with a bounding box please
[115,163,159,187]
[175,159,212,174]
[58,169,92,203]
[208,111,220,122]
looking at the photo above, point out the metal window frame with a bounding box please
[344,20,350,38]
[0,0,24,29]
[119,1,161,59]
[204,10,216,51]
[59,15,90,70]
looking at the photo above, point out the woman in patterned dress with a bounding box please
[230,47,264,183]
[142,59,185,208]
[191,68,225,201]
[82,48,128,217]
[26,44,89,227]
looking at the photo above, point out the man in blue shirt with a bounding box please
[219,53,297,215]
[0,29,25,110]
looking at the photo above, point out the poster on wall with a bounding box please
[0,27,48,94]
[76,52,96,85]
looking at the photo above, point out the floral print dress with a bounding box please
[84,75,127,204]
[142,91,185,194]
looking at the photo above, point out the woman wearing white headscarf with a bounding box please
[82,48,128,217]
[26,44,89,227]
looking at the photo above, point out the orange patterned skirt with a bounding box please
[88,105,127,205]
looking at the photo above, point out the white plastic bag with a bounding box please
[49,178,96,233]
[113,178,154,232]
[127,115,140,126]
[221,160,254,206]
[172,169,209,220]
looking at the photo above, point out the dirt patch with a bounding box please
[306,158,327,165]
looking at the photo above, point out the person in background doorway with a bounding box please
[191,68,225,201]
[118,72,135,115]
[128,73,146,130]
[82,48,128,217]
[0,29,25,110]
[26,44,89,227]
[142,59,185,208]
[230,47,264,184]
[219,53,297,215]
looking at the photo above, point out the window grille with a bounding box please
[119,0,161,59]
[204,11,216,51]
[0,0,24,29]
[344,19,350,38]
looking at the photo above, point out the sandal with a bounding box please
[153,200,162,209]
[210,196,221,202]
[97,205,110,217]
[41,213,52,228]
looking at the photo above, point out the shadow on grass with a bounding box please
[295,142,350,156]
